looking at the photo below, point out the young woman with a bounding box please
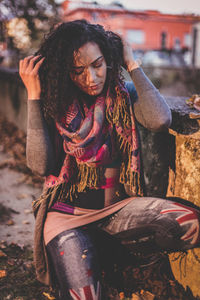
[19,20,200,299]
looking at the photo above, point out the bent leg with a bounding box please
[46,228,101,300]
[99,197,200,253]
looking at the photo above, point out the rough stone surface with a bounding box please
[166,135,200,298]
[165,97,200,297]
[137,124,170,198]
[167,136,200,203]
[165,96,200,136]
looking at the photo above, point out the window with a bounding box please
[184,33,192,47]
[126,29,145,45]
[91,12,99,21]
[160,31,167,49]
[174,37,181,51]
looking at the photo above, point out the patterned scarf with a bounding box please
[44,83,142,199]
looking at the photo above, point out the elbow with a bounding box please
[151,113,172,132]
[27,160,49,177]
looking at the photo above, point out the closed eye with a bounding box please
[72,67,84,75]
[92,57,104,68]
[71,56,104,75]
[93,62,102,68]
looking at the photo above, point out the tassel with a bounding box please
[77,163,105,192]
[106,87,143,196]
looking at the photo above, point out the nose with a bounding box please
[86,67,97,83]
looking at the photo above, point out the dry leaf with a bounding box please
[16,193,28,200]
[43,292,56,300]
[0,270,7,278]
[24,209,32,214]
[131,293,141,300]
[0,242,6,249]
[6,219,14,226]
[140,290,155,300]
[22,220,30,225]
[186,94,200,111]
[0,249,7,257]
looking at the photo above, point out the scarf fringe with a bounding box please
[32,182,74,213]
[106,88,142,196]
[32,164,106,212]
[106,87,131,129]
[119,161,142,196]
[77,164,105,192]
[33,85,142,211]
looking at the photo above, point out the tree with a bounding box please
[0,0,59,56]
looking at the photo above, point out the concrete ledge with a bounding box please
[165,96,200,137]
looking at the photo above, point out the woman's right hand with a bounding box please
[19,55,45,100]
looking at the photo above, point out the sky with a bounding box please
[56,0,200,15]
[100,0,200,15]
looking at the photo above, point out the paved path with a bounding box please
[0,150,42,246]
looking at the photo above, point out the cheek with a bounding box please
[70,74,85,88]
[99,66,107,82]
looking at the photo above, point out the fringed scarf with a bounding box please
[34,83,142,209]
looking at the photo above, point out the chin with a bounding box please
[87,90,101,96]
[86,85,105,96]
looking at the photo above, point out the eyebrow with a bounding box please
[73,56,104,69]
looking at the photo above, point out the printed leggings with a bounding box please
[46,197,200,299]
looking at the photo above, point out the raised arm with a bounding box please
[122,40,172,131]
[19,56,55,176]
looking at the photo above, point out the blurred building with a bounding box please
[192,22,200,68]
[61,0,200,54]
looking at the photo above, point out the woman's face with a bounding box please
[70,42,107,96]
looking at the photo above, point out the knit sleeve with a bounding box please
[128,67,172,131]
[26,100,55,176]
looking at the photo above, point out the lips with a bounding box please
[89,83,101,90]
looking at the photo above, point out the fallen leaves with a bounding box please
[22,220,30,225]
[16,193,28,200]
[6,219,15,226]
[24,209,32,214]
[0,269,7,278]
[186,94,200,112]
[0,249,7,257]
[43,292,56,300]
[0,203,18,224]
[0,112,43,188]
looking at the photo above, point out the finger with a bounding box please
[22,55,41,70]
[22,55,34,64]
[19,57,33,74]
[20,55,34,71]
[27,55,43,72]
[32,57,45,74]
[19,59,23,73]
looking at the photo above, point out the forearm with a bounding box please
[130,68,172,131]
[26,100,55,176]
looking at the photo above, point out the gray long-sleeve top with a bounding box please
[26,67,172,177]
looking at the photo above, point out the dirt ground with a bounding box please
[0,151,41,246]
[0,114,43,247]
[0,112,200,300]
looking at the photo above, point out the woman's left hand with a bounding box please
[122,38,140,72]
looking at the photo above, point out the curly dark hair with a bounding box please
[35,19,125,121]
